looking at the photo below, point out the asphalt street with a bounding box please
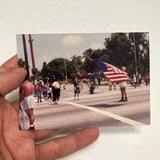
[19,84,150,130]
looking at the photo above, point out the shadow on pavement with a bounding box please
[88,103,125,108]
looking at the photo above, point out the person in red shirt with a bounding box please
[144,74,148,86]
[36,83,43,102]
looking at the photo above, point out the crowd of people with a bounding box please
[34,71,150,103]
[130,72,150,88]
[34,77,99,103]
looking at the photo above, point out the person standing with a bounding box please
[89,82,95,94]
[20,80,36,130]
[73,77,80,100]
[119,67,128,102]
[144,74,148,86]
[108,79,112,90]
[42,84,48,100]
[133,74,137,88]
[52,79,61,104]
[113,82,116,90]
[36,83,43,102]
[147,72,150,85]
[47,84,52,100]
[95,78,99,88]
[138,74,142,86]
[98,77,101,86]
[80,79,84,91]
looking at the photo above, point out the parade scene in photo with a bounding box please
[17,33,150,130]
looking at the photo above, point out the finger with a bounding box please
[0,68,26,96]
[36,128,99,160]
[1,55,18,70]
[11,99,19,113]
[33,130,58,140]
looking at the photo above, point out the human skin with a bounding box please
[0,55,99,160]
[20,80,35,126]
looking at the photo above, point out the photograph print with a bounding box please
[17,32,150,130]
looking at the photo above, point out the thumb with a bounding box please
[0,67,26,96]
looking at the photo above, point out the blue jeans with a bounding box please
[37,91,42,102]
[133,82,136,88]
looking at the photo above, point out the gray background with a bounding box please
[0,0,159,159]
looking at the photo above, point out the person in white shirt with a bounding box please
[133,74,137,88]
[52,79,60,104]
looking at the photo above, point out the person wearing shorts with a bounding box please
[20,80,35,130]
[119,67,128,102]
[73,78,80,100]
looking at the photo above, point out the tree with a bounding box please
[129,32,149,75]
[18,58,25,67]
[82,49,97,73]
[41,62,48,79]
[104,33,133,68]
[41,58,77,82]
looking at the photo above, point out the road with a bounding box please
[19,84,150,130]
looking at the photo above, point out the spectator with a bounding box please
[52,79,61,104]
[138,74,142,86]
[36,83,43,102]
[133,74,137,88]
[144,74,148,86]
[73,77,80,100]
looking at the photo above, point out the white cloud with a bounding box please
[61,35,84,45]
[89,42,104,50]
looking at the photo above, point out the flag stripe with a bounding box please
[94,60,131,83]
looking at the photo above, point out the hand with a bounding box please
[0,55,99,160]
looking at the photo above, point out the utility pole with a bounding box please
[28,34,37,85]
[29,34,36,69]
[22,34,30,79]
[64,59,68,82]
[133,33,138,77]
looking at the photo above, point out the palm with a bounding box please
[0,55,99,160]
[0,98,36,159]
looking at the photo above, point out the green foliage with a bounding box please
[129,32,150,75]
[18,58,25,67]
[104,33,133,67]
[41,58,77,82]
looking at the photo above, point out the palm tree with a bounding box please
[18,58,25,67]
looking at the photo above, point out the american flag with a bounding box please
[93,60,131,83]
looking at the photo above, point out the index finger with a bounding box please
[1,55,18,70]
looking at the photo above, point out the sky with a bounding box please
[16,33,111,70]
